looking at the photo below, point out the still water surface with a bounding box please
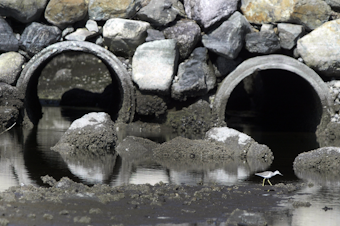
[0,106,339,225]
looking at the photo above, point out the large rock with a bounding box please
[132,39,179,94]
[205,127,273,160]
[0,0,48,23]
[88,0,142,21]
[241,0,331,30]
[277,23,305,50]
[20,22,61,56]
[137,0,185,26]
[245,31,281,54]
[44,0,88,29]
[103,18,150,57]
[163,19,201,60]
[0,52,25,85]
[51,112,117,156]
[171,47,216,101]
[0,17,19,52]
[297,19,340,77]
[202,12,252,60]
[184,0,239,29]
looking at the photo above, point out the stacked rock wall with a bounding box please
[0,0,339,130]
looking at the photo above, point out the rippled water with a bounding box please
[0,106,339,226]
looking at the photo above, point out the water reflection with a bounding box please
[1,106,340,226]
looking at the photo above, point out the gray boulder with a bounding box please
[205,127,273,161]
[137,0,185,26]
[297,19,340,77]
[212,56,242,79]
[86,20,99,33]
[132,39,179,94]
[51,112,117,156]
[65,28,99,41]
[202,12,252,59]
[0,17,19,52]
[145,29,165,42]
[0,52,25,85]
[245,31,281,54]
[136,89,168,117]
[324,0,340,9]
[171,47,216,101]
[88,0,142,21]
[241,0,331,30]
[44,0,87,29]
[184,0,239,29]
[103,18,150,57]
[0,0,48,23]
[277,23,305,50]
[20,22,61,56]
[163,19,201,60]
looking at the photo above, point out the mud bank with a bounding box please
[0,176,306,226]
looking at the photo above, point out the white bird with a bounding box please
[255,170,283,186]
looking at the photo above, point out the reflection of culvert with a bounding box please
[17,41,135,126]
[213,54,334,132]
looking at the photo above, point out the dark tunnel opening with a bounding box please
[225,69,323,133]
[225,69,322,179]
[28,51,123,124]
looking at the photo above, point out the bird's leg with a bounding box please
[267,179,273,186]
[262,178,265,186]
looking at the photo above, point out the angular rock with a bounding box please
[290,0,331,30]
[171,47,216,101]
[212,56,242,79]
[184,0,239,29]
[137,0,185,26]
[0,52,25,85]
[277,23,305,50]
[44,0,87,28]
[145,29,165,42]
[20,22,61,56]
[245,31,281,54]
[0,17,19,52]
[0,0,48,23]
[202,12,252,59]
[65,28,98,41]
[205,127,273,160]
[88,0,142,21]
[103,18,150,57]
[86,20,99,33]
[241,0,331,30]
[132,39,179,93]
[51,112,117,156]
[136,89,168,117]
[297,19,340,77]
[163,19,201,60]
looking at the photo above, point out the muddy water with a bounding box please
[0,106,340,226]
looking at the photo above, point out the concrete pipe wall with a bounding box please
[16,41,135,127]
[213,54,334,132]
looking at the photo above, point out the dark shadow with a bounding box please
[226,69,323,133]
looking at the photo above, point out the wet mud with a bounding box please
[0,176,305,226]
